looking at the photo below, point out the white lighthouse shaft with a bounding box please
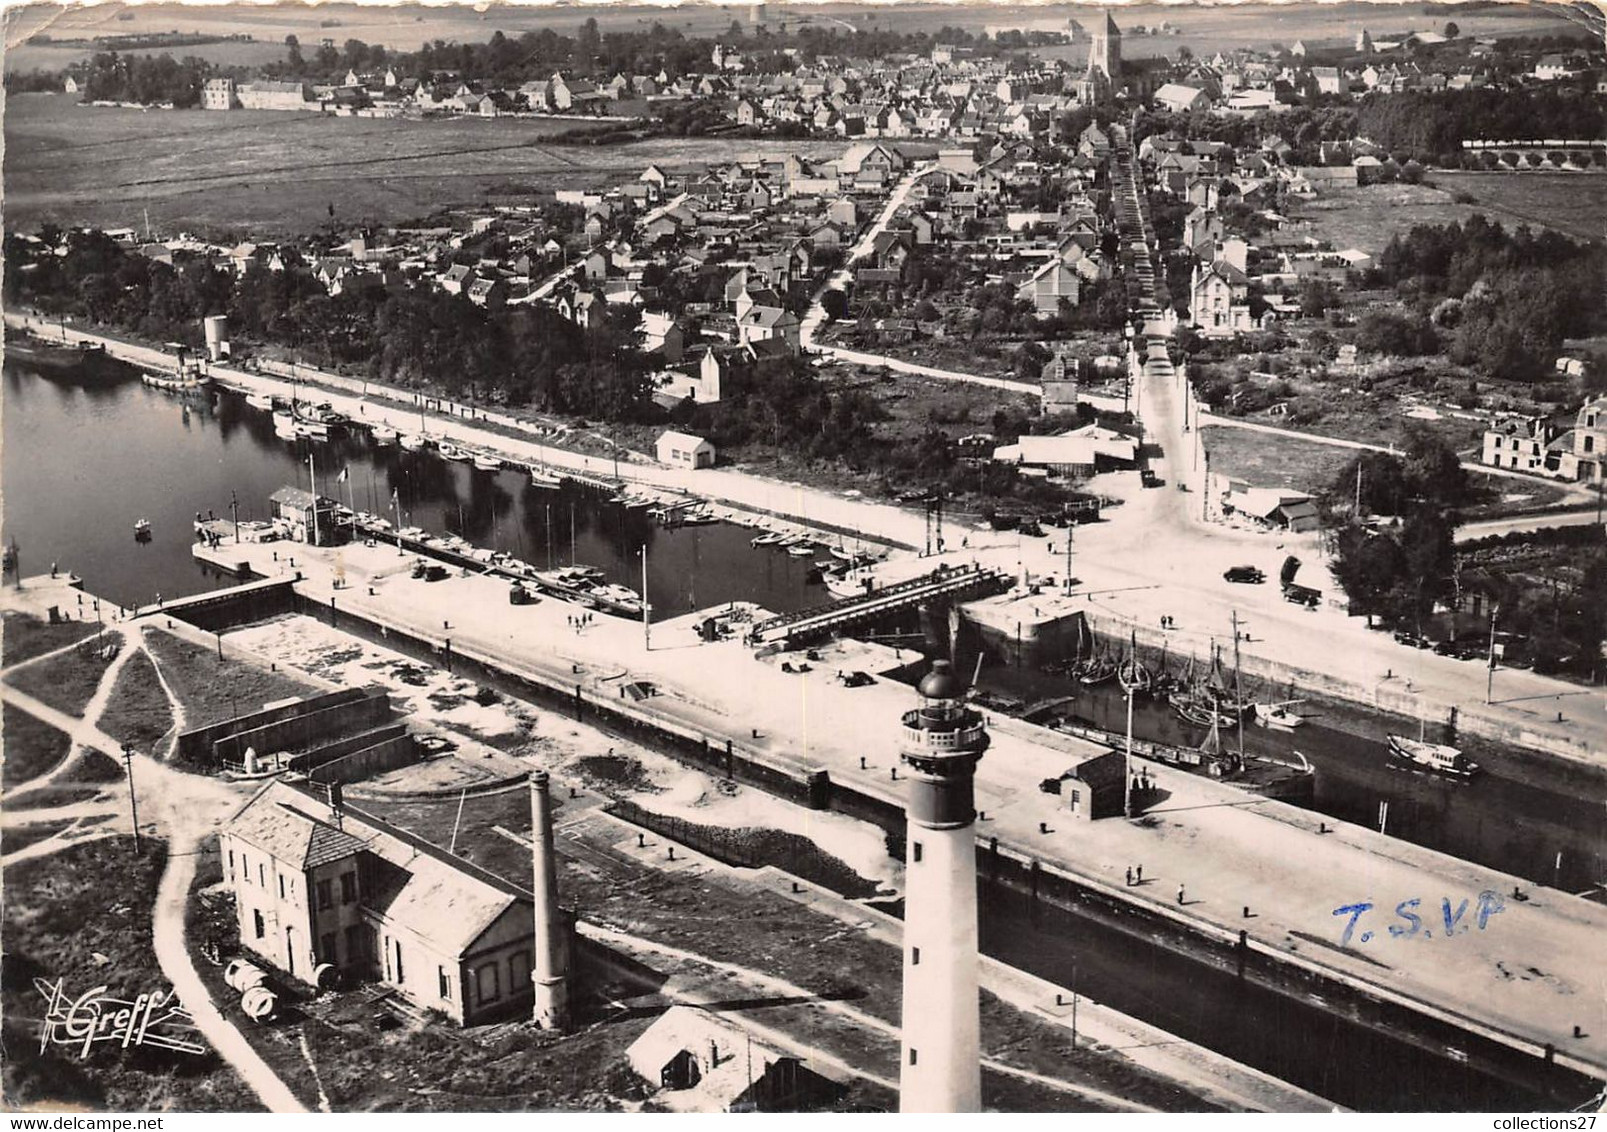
[900,818,981,1113]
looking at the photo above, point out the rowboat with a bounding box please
[370,425,399,445]
[398,433,428,451]
[1254,702,1305,731]
[473,452,503,472]
[245,392,275,411]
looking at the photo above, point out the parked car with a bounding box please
[1223,565,1265,584]
[1393,630,1432,649]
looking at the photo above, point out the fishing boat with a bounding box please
[438,443,470,462]
[244,392,275,411]
[1078,647,1118,687]
[752,531,787,547]
[472,452,503,472]
[1387,734,1480,780]
[272,410,298,439]
[143,368,210,396]
[292,402,343,435]
[1171,694,1234,730]
[4,334,108,375]
[370,424,399,446]
[529,468,563,488]
[1117,631,1152,697]
[133,518,152,541]
[1255,702,1305,731]
[826,570,872,599]
[398,433,428,452]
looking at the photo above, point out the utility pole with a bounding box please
[1123,685,1134,818]
[1354,460,1363,518]
[1064,526,1073,595]
[641,545,651,651]
[308,452,321,546]
[230,489,240,544]
[1485,603,1500,705]
[122,744,142,856]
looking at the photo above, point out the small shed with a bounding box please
[269,487,341,546]
[1060,748,1126,821]
[656,430,715,470]
[626,1006,848,1112]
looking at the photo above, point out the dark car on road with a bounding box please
[1224,565,1265,584]
[1394,630,1432,649]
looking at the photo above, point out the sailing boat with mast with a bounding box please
[1079,637,1117,687]
[1117,629,1152,697]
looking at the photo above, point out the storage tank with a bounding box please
[203,315,229,361]
[224,958,268,992]
[240,985,278,1022]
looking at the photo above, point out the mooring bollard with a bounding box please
[1039,822,1049,834]
[637,833,645,848]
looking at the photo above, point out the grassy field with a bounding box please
[1200,425,1358,496]
[2,94,849,238]
[4,631,124,720]
[1288,175,1607,257]
[1,836,261,1112]
[1428,172,1607,245]
[1,702,73,789]
[144,628,321,733]
[3,610,100,667]
[98,648,176,756]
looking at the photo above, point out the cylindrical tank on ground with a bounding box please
[225,958,268,992]
[312,962,339,990]
[203,315,229,361]
[240,985,278,1021]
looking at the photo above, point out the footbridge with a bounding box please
[749,564,1012,648]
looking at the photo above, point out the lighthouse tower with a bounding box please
[898,660,989,1113]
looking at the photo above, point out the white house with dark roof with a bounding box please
[220,779,548,1025]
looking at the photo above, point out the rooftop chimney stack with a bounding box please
[529,771,571,1031]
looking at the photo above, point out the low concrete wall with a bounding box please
[160,578,297,632]
[215,691,393,768]
[176,687,373,767]
[305,732,419,786]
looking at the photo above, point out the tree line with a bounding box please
[3,229,657,422]
[1366,215,1607,381]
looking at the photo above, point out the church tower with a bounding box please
[898,660,990,1113]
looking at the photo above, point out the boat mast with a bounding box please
[1232,610,1245,763]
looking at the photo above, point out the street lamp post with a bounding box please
[1485,603,1500,705]
[122,744,142,856]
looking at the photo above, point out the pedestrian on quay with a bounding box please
[1135,864,1143,884]
[1125,866,1133,887]
[1177,884,1186,905]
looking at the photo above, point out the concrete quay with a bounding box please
[13,311,1603,766]
[188,534,1607,1084]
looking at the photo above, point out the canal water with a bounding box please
[964,649,1607,896]
[1,366,822,619]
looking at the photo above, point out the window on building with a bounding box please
[912,946,921,966]
[279,875,286,900]
[477,964,500,1004]
[227,849,235,879]
[241,854,249,882]
[317,879,333,910]
[253,910,265,939]
[259,863,265,887]
[439,967,452,1001]
[394,941,405,985]
[1071,788,1082,810]
[321,932,336,964]
[340,871,357,905]
[912,841,923,863]
[1587,435,1596,454]
[910,1049,918,1066]
[509,951,530,990]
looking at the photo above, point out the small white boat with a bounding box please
[438,443,469,462]
[272,413,298,441]
[133,518,152,539]
[473,452,503,472]
[1387,734,1480,780]
[245,392,275,411]
[294,419,328,440]
[786,544,815,557]
[398,433,428,451]
[1254,702,1305,731]
[752,532,787,547]
[825,572,870,599]
[529,468,563,488]
[370,425,399,445]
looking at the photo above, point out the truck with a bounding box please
[1279,555,1321,608]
